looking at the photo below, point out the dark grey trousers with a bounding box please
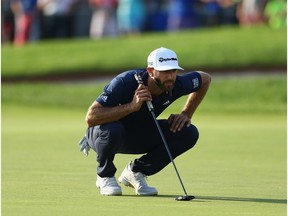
[86,120,199,177]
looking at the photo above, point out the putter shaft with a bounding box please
[134,73,190,197]
[134,73,188,197]
[149,109,189,196]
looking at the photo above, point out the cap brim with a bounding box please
[154,65,184,71]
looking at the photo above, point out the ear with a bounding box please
[147,67,154,77]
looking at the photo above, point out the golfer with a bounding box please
[79,47,211,196]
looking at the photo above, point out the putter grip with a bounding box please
[134,73,154,112]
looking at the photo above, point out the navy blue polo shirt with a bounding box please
[96,69,202,129]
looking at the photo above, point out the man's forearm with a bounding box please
[181,91,207,119]
[86,103,134,127]
[181,72,211,119]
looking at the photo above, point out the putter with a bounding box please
[134,74,194,201]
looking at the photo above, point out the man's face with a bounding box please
[153,69,177,91]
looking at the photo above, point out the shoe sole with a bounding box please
[100,190,122,196]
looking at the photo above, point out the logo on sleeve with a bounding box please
[100,95,108,102]
[162,100,170,106]
[192,78,199,88]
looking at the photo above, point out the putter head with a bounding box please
[175,195,195,201]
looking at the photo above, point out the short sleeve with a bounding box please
[177,72,202,94]
[96,77,129,107]
[95,71,138,107]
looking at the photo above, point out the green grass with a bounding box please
[1,105,286,216]
[1,75,287,215]
[2,74,286,114]
[1,26,286,78]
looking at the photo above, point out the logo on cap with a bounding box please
[147,47,184,71]
[158,57,178,63]
[148,61,154,66]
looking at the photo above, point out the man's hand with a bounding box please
[131,84,152,111]
[168,113,191,133]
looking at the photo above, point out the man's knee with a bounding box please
[190,124,199,145]
[184,124,199,149]
[169,124,199,157]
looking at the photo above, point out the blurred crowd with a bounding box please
[1,0,287,46]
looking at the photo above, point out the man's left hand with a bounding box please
[168,113,191,133]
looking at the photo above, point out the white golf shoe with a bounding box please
[118,162,158,196]
[96,175,122,196]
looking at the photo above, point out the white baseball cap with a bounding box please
[147,47,184,71]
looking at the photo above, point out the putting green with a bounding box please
[1,104,286,216]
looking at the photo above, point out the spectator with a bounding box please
[89,0,118,39]
[144,0,168,32]
[217,0,239,25]
[4,0,275,43]
[195,0,220,26]
[167,0,198,31]
[264,0,286,29]
[117,0,146,35]
[72,1,93,38]
[236,0,268,26]
[2,0,14,43]
[37,0,80,39]
[10,0,37,46]
[167,0,185,31]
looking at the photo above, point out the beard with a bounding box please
[154,78,175,92]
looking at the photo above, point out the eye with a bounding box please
[164,70,177,74]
